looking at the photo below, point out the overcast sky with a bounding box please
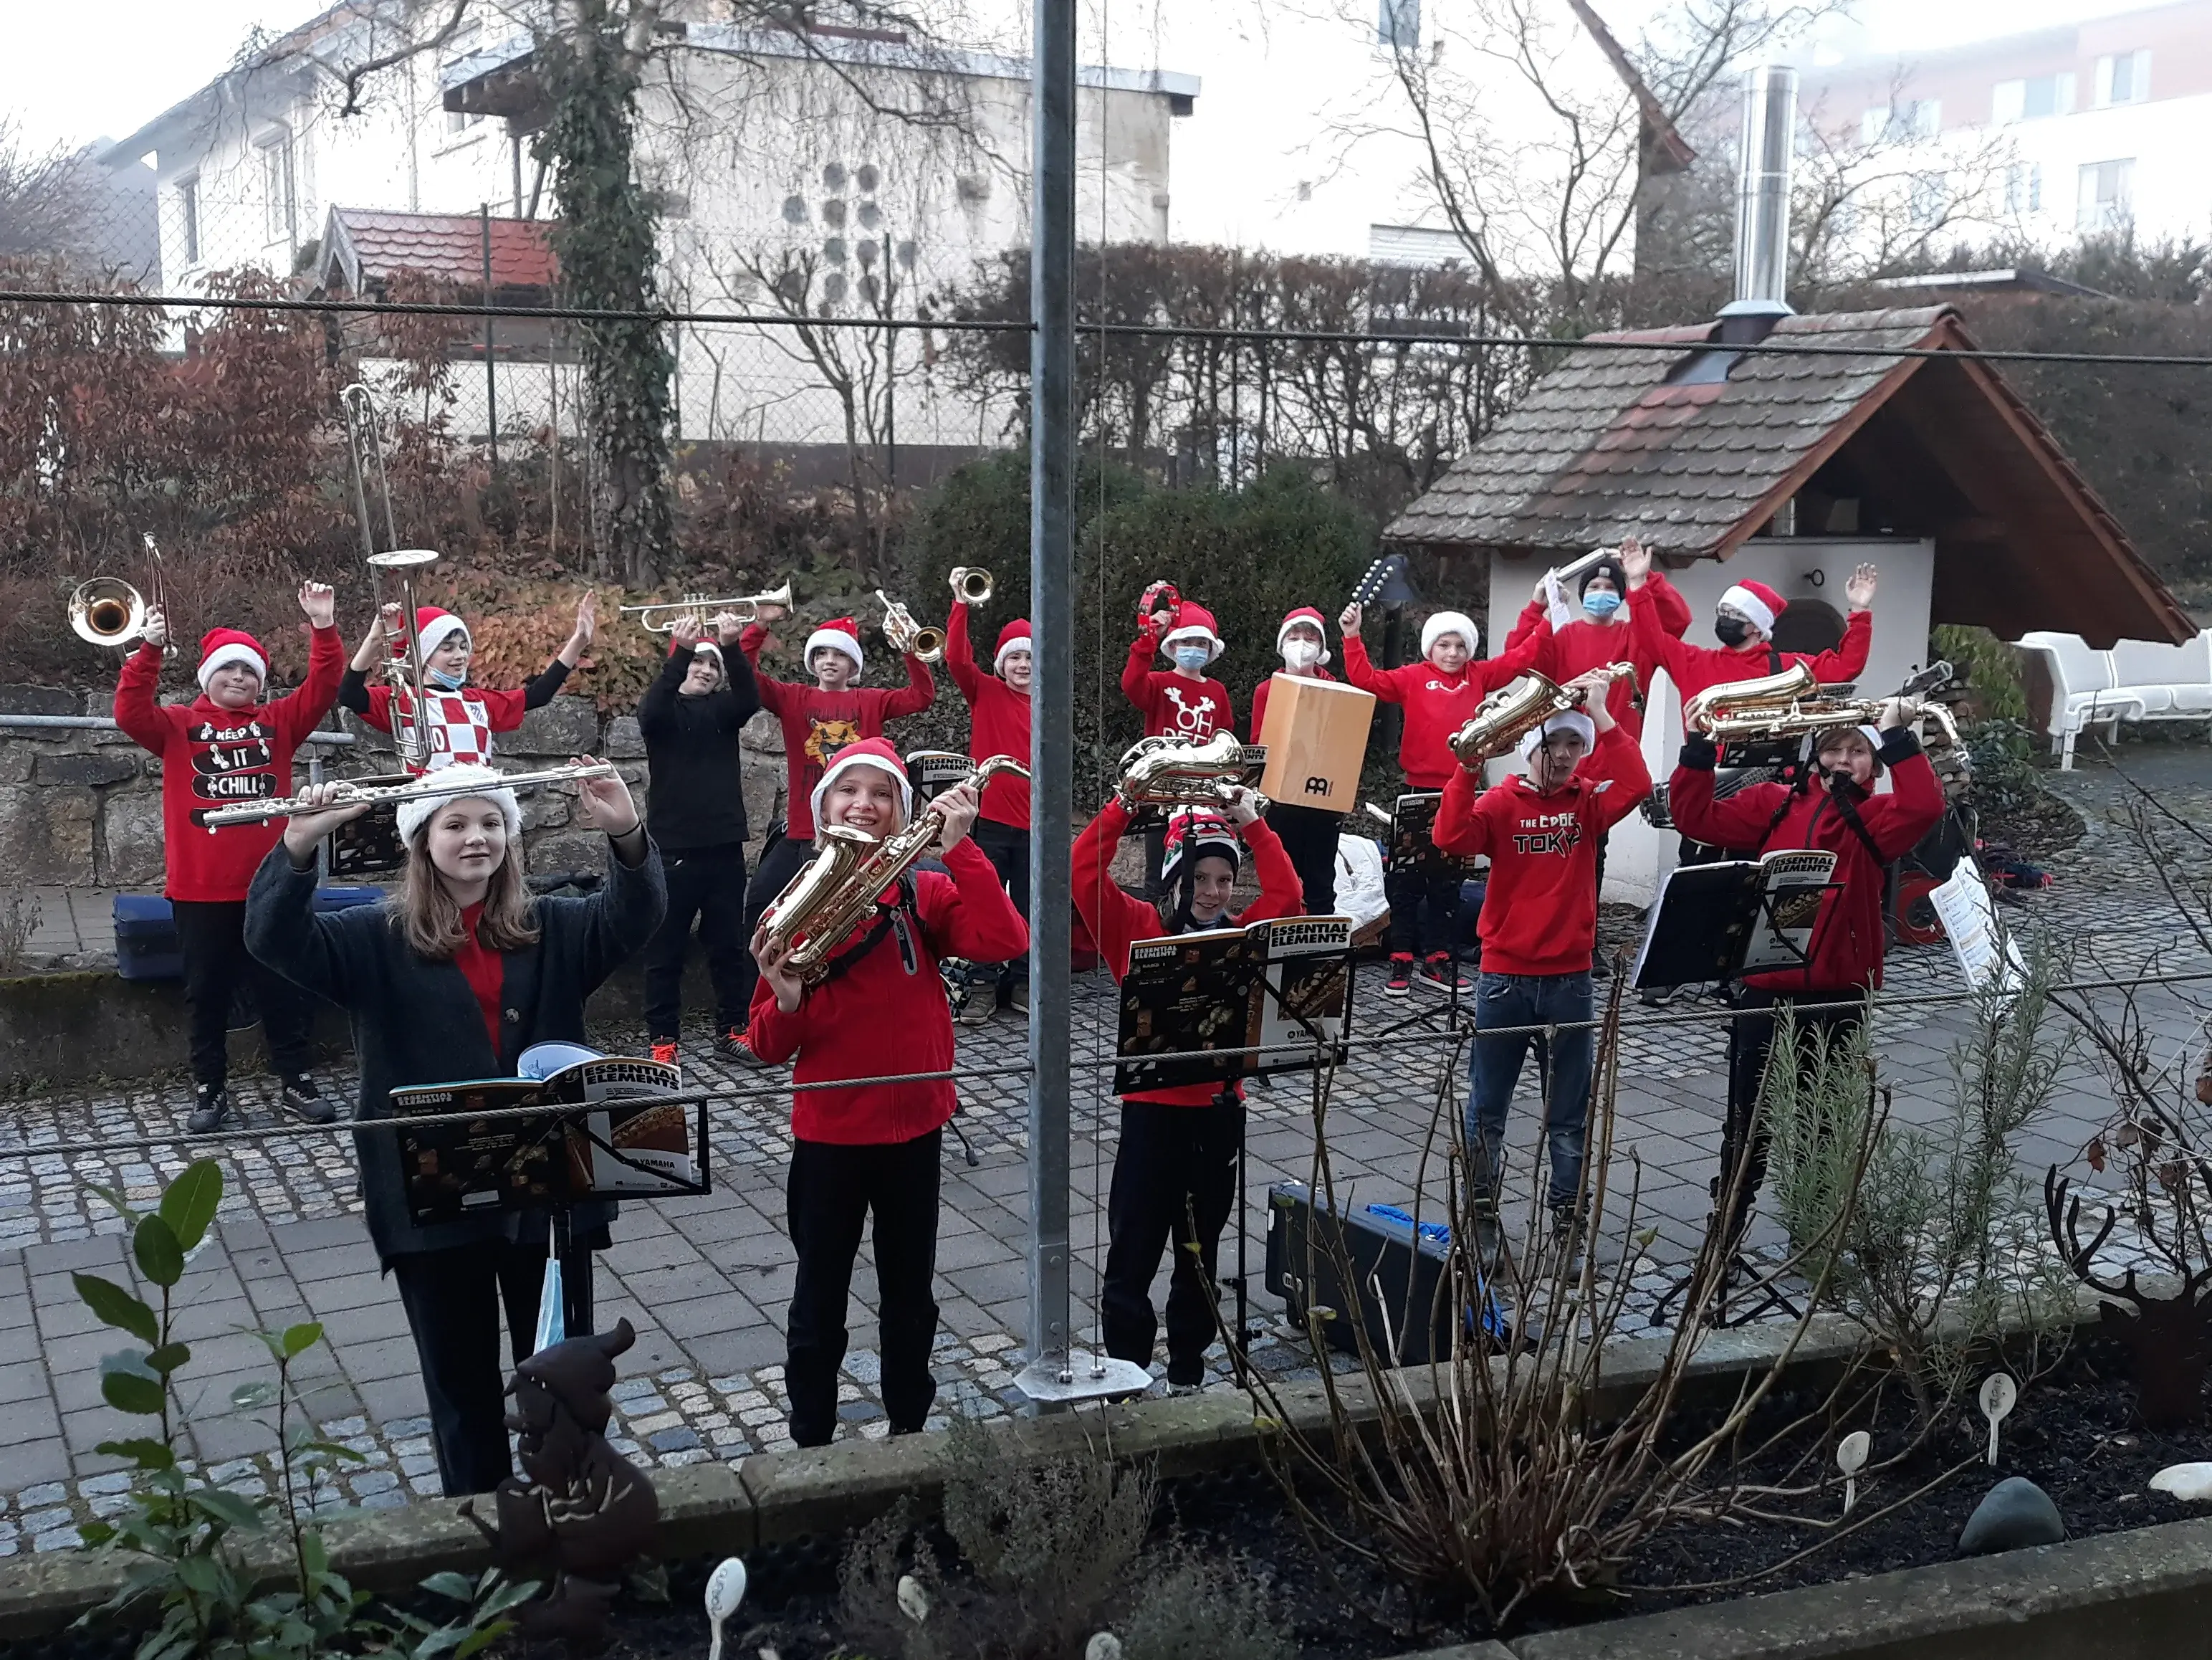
[0,0,2170,158]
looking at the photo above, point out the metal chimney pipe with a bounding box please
[1721,64,1798,338]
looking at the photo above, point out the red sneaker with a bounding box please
[650,1040,679,1067]
[1384,954,1414,996]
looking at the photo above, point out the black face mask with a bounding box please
[1713,614,1752,648]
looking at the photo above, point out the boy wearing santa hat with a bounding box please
[115,583,345,1132]
[747,740,1026,1445]
[1337,596,1543,994]
[734,601,937,1036]
[1432,669,1651,1254]
[1124,588,1237,744]
[1249,605,1343,915]
[337,591,597,773]
[1625,561,1879,703]
[943,590,1035,1021]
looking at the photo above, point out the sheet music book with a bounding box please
[1387,792,1477,880]
[1115,915,1354,1093]
[1631,849,1839,990]
[387,1053,698,1223]
[1928,856,2026,1001]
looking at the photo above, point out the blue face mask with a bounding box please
[1581,589,1622,619]
[1172,646,1211,673]
[427,667,467,691]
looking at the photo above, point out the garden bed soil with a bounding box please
[544,1337,2212,1660]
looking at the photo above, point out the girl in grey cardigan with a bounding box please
[246,759,665,1494]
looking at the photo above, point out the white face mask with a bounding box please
[1282,639,1321,670]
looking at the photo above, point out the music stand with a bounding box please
[1372,791,1475,1037]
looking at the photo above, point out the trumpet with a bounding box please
[1449,663,1634,768]
[200,761,619,830]
[947,566,993,605]
[1113,731,1258,811]
[620,582,792,633]
[759,755,1030,983]
[1683,662,1962,750]
[68,533,171,649]
[875,589,945,662]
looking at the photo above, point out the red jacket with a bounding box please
[944,601,1030,830]
[1122,625,1235,742]
[739,624,935,839]
[1505,573,1691,741]
[114,626,344,903]
[1631,588,1872,701]
[1667,732,1944,994]
[1073,798,1303,1107]
[1340,632,1541,789]
[1432,727,1650,976]
[1248,667,1339,741]
[745,836,1028,1143]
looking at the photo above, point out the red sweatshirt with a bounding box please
[1667,731,1943,995]
[745,836,1028,1143]
[1432,727,1651,976]
[1072,798,1303,1107]
[944,600,1030,831]
[739,624,935,840]
[1248,667,1339,741]
[1122,625,1235,742]
[114,625,344,904]
[1630,588,1872,701]
[1505,572,1691,741]
[1340,632,1542,789]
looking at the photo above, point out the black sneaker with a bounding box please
[1417,953,1457,993]
[712,1028,770,1066]
[187,1086,231,1135]
[281,1074,336,1125]
[1384,955,1414,996]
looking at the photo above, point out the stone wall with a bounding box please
[0,685,793,887]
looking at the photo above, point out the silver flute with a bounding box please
[201,762,619,830]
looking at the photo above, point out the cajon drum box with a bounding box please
[1257,674,1375,811]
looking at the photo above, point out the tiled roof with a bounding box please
[320,207,557,295]
[1384,307,1946,558]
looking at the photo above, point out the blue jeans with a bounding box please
[1464,970,1595,1211]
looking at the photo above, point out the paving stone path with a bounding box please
[1,748,2207,1556]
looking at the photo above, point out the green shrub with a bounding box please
[1932,624,2030,724]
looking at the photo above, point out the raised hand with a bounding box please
[1844,563,1878,610]
[570,755,640,836]
[1338,601,1364,635]
[711,610,745,644]
[298,581,336,627]
[1619,535,1652,586]
[279,781,374,862]
[573,588,598,646]
[140,608,169,649]
[671,616,704,650]
[926,780,981,848]
[1221,784,1262,828]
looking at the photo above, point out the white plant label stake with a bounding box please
[704,1557,748,1660]
[1980,1372,2018,1467]
[1837,1430,1870,1516]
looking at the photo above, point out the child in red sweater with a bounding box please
[338,593,595,773]
[115,586,345,1132]
[944,595,1033,1022]
[1338,600,1541,993]
[1123,594,1236,743]
[747,740,1026,1445]
[1626,563,1879,704]
[1249,605,1344,915]
[1073,788,1301,1388]
[1433,672,1650,1239]
[738,606,937,977]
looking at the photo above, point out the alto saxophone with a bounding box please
[759,755,1030,984]
[1683,662,1961,749]
[1112,731,1255,810]
[1448,664,1633,767]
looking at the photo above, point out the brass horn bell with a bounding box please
[69,578,148,647]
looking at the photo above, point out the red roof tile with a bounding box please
[320,207,557,295]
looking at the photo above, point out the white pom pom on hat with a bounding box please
[394,762,522,846]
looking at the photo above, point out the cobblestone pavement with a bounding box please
[2,747,2208,1554]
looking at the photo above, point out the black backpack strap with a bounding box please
[1829,787,1889,871]
[813,875,923,988]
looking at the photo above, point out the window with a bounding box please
[445,105,484,135]
[1859,98,1940,145]
[1993,72,2075,123]
[2077,158,2135,230]
[1377,0,1419,51]
[2005,161,2044,214]
[176,176,200,265]
[2096,49,2151,107]
[257,129,295,245]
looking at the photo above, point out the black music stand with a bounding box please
[1371,791,1475,1038]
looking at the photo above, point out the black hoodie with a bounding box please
[637,644,763,852]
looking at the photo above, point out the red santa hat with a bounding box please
[669,635,724,668]
[994,619,1033,674]
[1275,606,1331,665]
[1718,580,1787,636]
[805,616,866,675]
[1160,601,1225,664]
[1159,806,1240,886]
[1420,611,1481,658]
[411,606,471,661]
[808,736,911,829]
[195,627,267,692]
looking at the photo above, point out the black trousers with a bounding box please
[173,898,315,1091]
[1265,803,1340,916]
[971,819,1031,992]
[388,1237,596,1497]
[1103,1097,1243,1385]
[1385,864,1462,958]
[785,1130,942,1446]
[1715,989,1867,1249]
[739,832,815,1009]
[643,843,750,1041]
